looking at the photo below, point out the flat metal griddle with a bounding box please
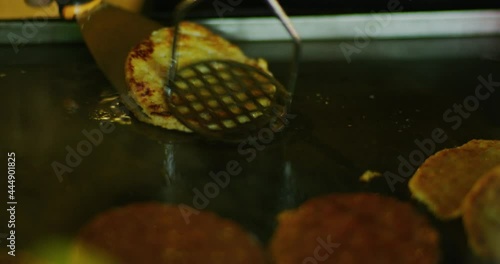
[1,26,500,263]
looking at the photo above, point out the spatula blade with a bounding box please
[78,4,163,113]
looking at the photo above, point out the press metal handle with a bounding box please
[55,0,103,20]
[167,0,302,100]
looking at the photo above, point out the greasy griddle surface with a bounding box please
[0,41,499,263]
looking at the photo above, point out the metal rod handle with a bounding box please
[265,0,302,100]
[166,0,201,96]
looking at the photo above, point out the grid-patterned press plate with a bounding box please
[165,60,290,142]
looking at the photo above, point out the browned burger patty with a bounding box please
[72,202,267,264]
[270,193,440,264]
[463,165,500,261]
[125,22,270,132]
[409,139,500,220]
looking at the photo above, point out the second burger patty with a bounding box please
[270,193,440,264]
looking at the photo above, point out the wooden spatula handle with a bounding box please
[56,0,103,20]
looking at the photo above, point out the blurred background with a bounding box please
[145,0,500,17]
[1,0,500,20]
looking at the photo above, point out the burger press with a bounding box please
[165,0,302,142]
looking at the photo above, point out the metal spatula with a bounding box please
[56,0,163,121]
[165,0,301,142]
